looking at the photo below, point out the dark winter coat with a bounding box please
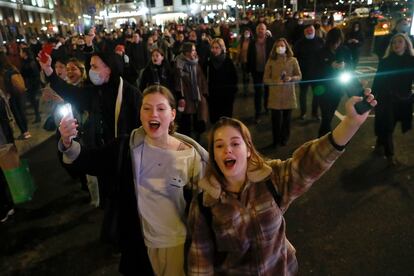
[20,58,41,92]
[247,36,275,73]
[314,45,353,101]
[126,42,149,76]
[294,36,325,80]
[139,62,174,92]
[47,73,142,144]
[372,53,414,135]
[206,55,238,123]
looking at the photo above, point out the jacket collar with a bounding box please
[199,161,273,207]
[129,127,208,162]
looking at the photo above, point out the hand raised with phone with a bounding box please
[58,104,78,148]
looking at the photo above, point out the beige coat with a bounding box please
[263,56,302,110]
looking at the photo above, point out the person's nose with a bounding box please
[149,108,158,117]
[224,145,232,154]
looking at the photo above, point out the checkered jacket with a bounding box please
[187,134,343,275]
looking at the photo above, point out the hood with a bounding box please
[198,160,274,207]
[129,127,208,163]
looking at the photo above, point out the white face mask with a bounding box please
[305,33,315,40]
[89,70,105,86]
[276,46,286,54]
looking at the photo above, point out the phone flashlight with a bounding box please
[339,71,352,84]
[338,71,372,115]
[59,103,74,119]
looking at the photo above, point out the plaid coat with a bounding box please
[187,134,343,275]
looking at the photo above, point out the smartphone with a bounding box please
[39,43,53,63]
[281,71,286,82]
[346,78,372,115]
[59,103,74,120]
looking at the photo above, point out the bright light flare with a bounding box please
[339,72,352,84]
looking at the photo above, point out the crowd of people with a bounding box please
[0,11,413,275]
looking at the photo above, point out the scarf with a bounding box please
[179,54,200,102]
[211,53,226,70]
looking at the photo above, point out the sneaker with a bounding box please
[1,208,15,223]
[18,132,32,140]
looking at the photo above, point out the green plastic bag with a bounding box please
[4,159,36,204]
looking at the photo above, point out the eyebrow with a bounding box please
[142,103,168,107]
[214,136,242,143]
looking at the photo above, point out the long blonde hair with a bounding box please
[384,33,414,58]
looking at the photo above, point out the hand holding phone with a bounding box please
[39,43,53,63]
[59,103,74,120]
[341,73,372,115]
[58,103,77,146]
[281,71,286,82]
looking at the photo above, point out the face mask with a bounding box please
[276,46,286,54]
[89,70,105,86]
[305,33,315,40]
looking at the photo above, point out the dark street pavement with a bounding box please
[1,55,414,276]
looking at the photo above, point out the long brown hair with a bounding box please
[206,117,265,185]
[269,38,294,60]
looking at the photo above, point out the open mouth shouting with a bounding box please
[224,158,236,169]
[148,120,161,130]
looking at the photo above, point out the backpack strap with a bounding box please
[265,177,282,207]
[197,192,212,227]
